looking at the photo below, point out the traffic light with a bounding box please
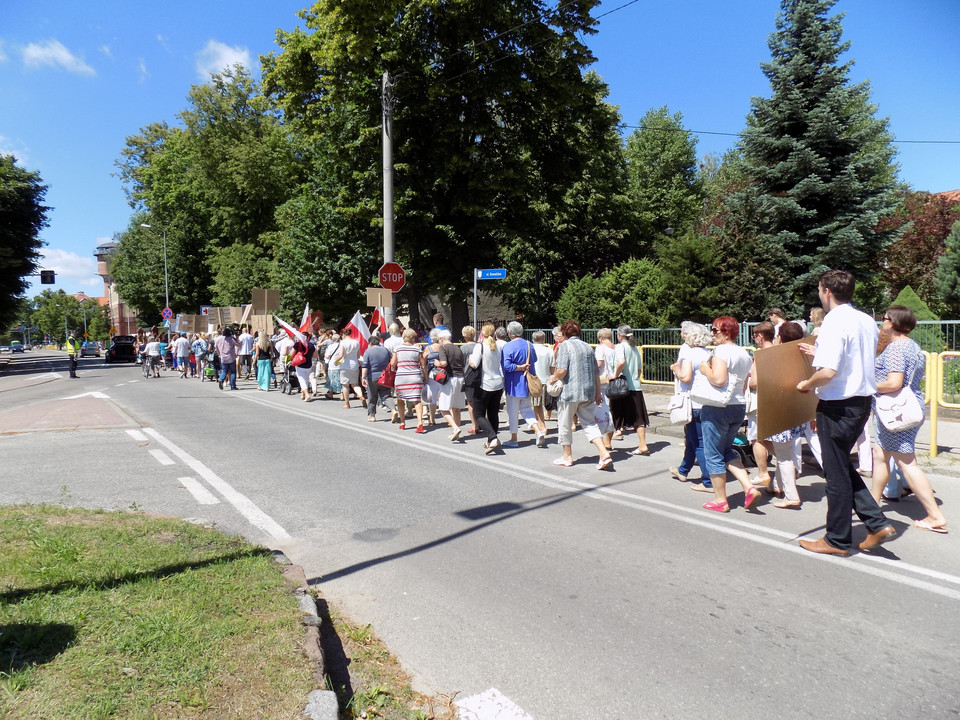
[40,270,55,284]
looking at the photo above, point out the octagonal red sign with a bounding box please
[378,262,406,292]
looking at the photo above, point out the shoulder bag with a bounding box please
[667,379,692,425]
[690,363,739,408]
[378,364,396,388]
[524,342,543,397]
[605,375,630,400]
[875,352,924,432]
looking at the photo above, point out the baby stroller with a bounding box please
[278,361,300,395]
[201,349,219,382]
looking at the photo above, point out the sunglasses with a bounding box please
[882,316,892,322]
[710,327,720,333]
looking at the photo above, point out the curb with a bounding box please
[274,553,339,720]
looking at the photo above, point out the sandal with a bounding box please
[914,519,948,534]
[627,448,649,457]
[552,457,573,467]
[744,486,762,510]
[703,500,729,513]
[773,499,802,509]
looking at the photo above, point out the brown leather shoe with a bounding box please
[858,525,897,551]
[798,537,851,557]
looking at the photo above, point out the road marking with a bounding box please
[62,390,110,399]
[142,427,290,540]
[126,429,148,442]
[457,688,533,720]
[149,449,175,466]
[235,393,960,601]
[178,476,220,505]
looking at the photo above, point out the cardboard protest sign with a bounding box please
[754,338,818,439]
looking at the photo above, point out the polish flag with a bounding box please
[299,304,311,333]
[273,315,307,345]
[344,310,370,356]
[370,306,387,334]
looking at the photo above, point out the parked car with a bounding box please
[105,336,137,363]
[80,341,100,357]
[10,341,24,353]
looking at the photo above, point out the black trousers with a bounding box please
[68,354,78,377]
[472,387,503,441]
[816,396,889,550]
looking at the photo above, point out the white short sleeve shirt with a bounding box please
[812,303,878,400]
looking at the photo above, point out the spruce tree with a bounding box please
[935,220,960,316]
[738,0,900,313]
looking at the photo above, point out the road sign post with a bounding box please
[473,268,508,328]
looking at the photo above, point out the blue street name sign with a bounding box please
[476,268,507,280]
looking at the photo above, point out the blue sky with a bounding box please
[2,0,958,300]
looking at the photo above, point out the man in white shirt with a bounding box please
[796,269,895,556]
[237,326,254,379]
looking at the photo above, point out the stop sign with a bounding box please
[378,262,406,292]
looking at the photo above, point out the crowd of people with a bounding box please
[123,271,947,551]
[667,269,947,556]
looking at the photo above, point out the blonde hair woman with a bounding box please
[468,323,505,453]
[390,328,426,432]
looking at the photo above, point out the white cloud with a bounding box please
[137,57,148,83]
[41,248,99,282]
[0,135,30,166]
[195,39,250,80]
[99,45,112,59]
[0,40,8,63]
[22,39,95,76]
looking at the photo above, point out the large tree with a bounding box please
[624,106,704,248]
[263,0,629,326]
[737,0,900,314]
[878,191,960,311]
[113,67,297,316]
[0,155,49,329]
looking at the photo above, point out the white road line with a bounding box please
[178,476,221,505]
[235,392,960,601]
[62,390,110,399]
[149,448,175,466]
[126,429,148,442]
[457,688,533,720]
[142,427,290,540]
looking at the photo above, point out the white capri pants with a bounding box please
[557,400,602,448]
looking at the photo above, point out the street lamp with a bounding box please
[140,223,169,311]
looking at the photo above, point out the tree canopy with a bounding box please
[0,155,49,329]
[736,0,900,315]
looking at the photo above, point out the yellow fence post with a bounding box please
[931,352,940,458]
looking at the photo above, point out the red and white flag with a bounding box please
[273,315,307,345]
[344,310,370,356]
[369,306,387,334]
[299,303,311,333]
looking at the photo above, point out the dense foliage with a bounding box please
[99,0,951,333]
[734,0,900,315]
[0,155,49,330]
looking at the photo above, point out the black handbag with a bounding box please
[605,375,630,399]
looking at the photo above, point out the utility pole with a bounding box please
[382,71,397,328]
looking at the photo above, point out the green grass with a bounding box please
[0,505,315,719]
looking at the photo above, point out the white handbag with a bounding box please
[690,370,739,408]
[875,358,923,432]
[667,380,692,424]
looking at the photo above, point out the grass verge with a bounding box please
[0,504,316,719]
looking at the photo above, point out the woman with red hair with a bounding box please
[698,316,758,512]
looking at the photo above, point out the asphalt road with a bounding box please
[2,350,959,719]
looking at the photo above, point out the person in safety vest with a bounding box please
[65,329,81,378]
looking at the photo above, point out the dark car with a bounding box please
[105,335,137,363]
[10,341,24,353]
[80,341,100,357]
